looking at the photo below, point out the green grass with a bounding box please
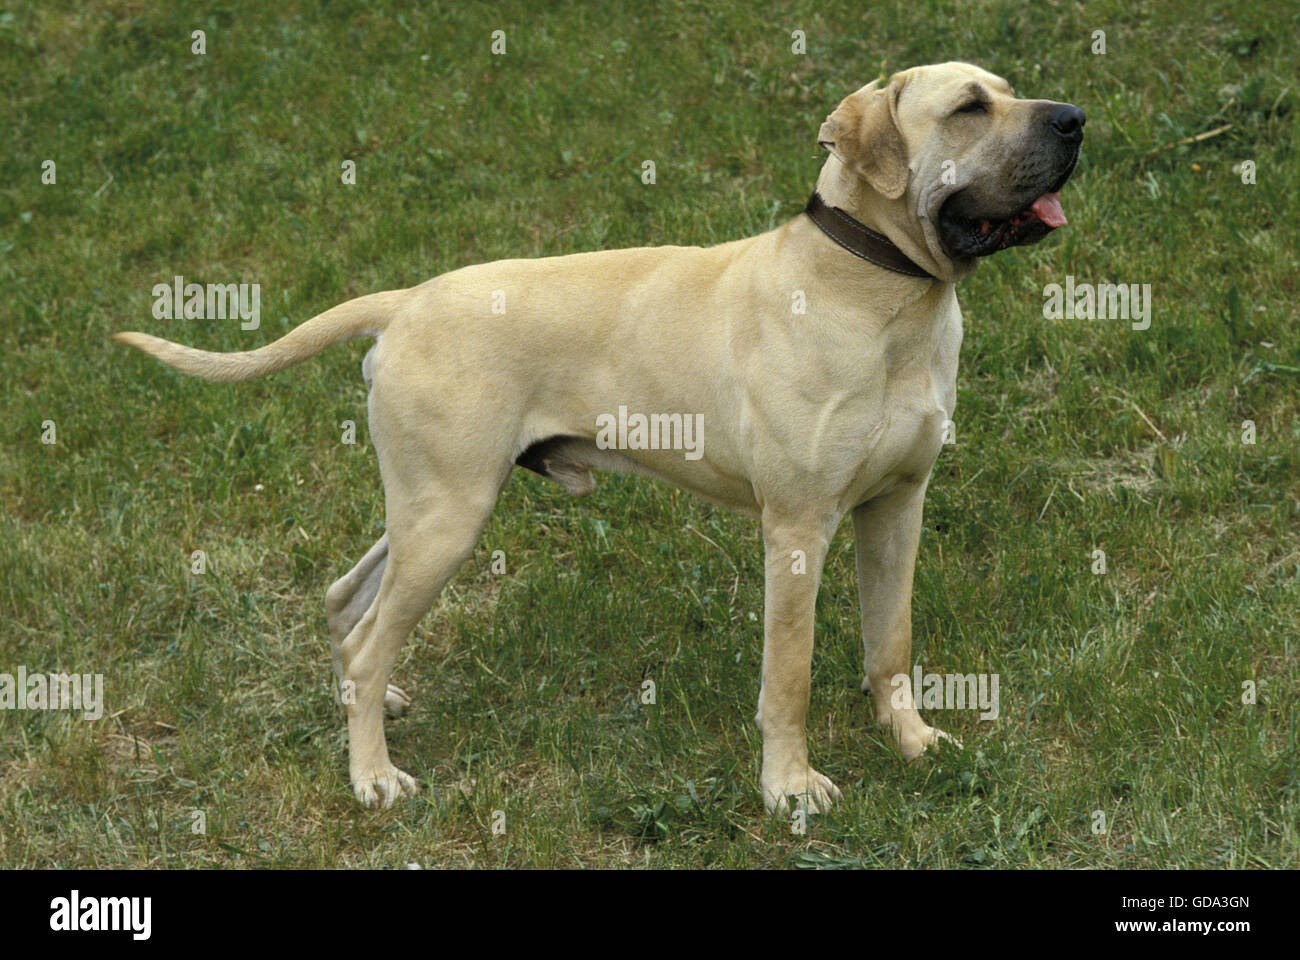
[1,0,1297,868]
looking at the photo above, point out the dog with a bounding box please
[114,61,1082,812]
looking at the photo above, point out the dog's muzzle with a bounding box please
[938,102,1085,259]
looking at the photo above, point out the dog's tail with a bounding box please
[112,289,404,382]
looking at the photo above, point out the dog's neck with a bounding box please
[813,155,972,284]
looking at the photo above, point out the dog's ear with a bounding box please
[817,75,909,200]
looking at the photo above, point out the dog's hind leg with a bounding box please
[340,485,502,808]
[325,535,411,717]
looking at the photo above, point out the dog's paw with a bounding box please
[352,765,420,808]
[384,683,411,717]
[885,713,963,759]
[761,765,842,815]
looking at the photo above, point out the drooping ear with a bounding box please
[816,74,909,200]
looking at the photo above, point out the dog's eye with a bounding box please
[954,100,987,115]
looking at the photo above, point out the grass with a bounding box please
[0,0,1297,868]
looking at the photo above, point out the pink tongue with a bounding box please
[1030,192,1067,227]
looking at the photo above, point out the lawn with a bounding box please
[0,0,1296,868]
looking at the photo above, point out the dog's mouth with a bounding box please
[938,162,1077,259]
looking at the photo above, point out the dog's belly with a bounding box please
[515,433,764,514]
[513,373,949,518]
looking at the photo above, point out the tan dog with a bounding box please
[115,62,1082,812]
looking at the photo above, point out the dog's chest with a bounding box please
[875,379,951,480]
[842,301,962,500]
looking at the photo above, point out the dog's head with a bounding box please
[816,61,1083,277]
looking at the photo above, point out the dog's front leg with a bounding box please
[756,511,843,814]
[853,483,959,757]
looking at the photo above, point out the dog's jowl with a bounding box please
[115,62,1082,812]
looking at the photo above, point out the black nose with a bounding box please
[1048,103,1085,142]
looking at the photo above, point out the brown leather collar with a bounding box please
[804,191,935,280]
